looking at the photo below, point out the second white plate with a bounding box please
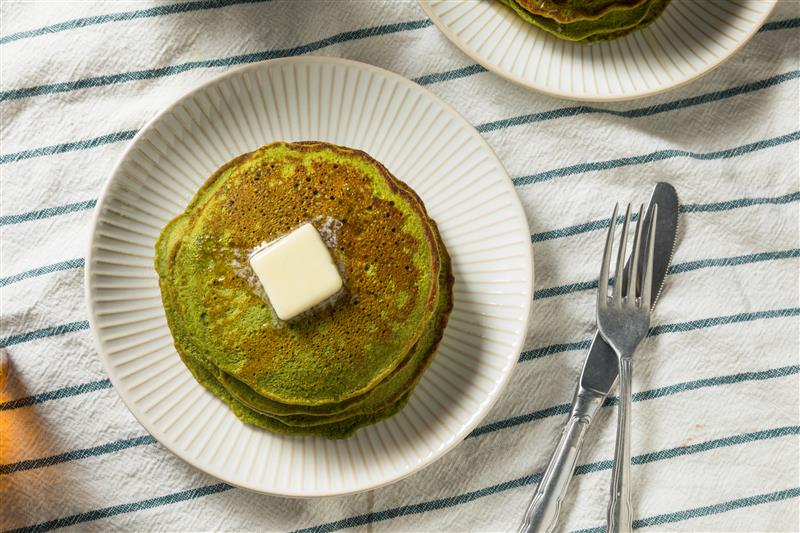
[85,57,533,497]
[420,0,776,101]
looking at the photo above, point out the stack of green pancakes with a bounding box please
[498,0,671,42]
[155,141,454,439]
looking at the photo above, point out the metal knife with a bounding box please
[518,182,679,533]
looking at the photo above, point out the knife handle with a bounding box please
[518,390,604,533]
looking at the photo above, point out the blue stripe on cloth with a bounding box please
[759,17,800,32]
[291,427,798,533]
[519,340,593,362]
[611,365,800,404]
[630,487,800,530]
[0,19,433,101]
[0,321,90,347]
[0,435,157,475]
[0,199,96,226]
[477,70,800,132]
[0,0,269,45]
[573,487,800,533]
[534,280,599,300]
[0,131,137,165]
[13,427,790,532]
[0,379,112,411]
[532,191,800,242]
[293,474,537,533]
[629,426,799,467]
[0,258,85,288]
[573,427,800,475]
[468,404,572,438]
[5,483,234,533]
[5,69,798,166]
[470,365,800,437]
[681,191,800,213]
[412,64,488,85]
[667,249,800,274]
[512,131,800,186]
[520,307,799,362]
[648,307,799,336]
[534,249,800,300]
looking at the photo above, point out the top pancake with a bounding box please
[500,0,668,42]
[156,141,443,407]
[515,0,649,23]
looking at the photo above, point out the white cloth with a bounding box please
[1,1,799,531]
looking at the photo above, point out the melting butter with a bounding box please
[249,223,343,320]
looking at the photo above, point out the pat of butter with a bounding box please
[249,223,343,320]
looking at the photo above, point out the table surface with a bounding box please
[1,1,798,531]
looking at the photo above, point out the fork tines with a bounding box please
[598,203,658,309]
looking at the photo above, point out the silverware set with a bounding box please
[599,202,657,533]
[519,183,679,533]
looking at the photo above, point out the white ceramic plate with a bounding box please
[85,57,533,497]
[420,0,776,101]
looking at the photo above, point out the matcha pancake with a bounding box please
[178,340,414,439]
[162,209,438,416]
[515,0,649,23]
[156,142,445,410]
[500,0,669,42]
[225,232,452,427]
[157,244,415,438]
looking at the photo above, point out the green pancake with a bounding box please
[213,174,453,423]
[179,341,413,439]
[500,0,670,42]
[157,226,427,438]
[225,231,452,427]
[155,141,453,437]
[515,0,649,23]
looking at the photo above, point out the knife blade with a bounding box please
[518,182,680,533]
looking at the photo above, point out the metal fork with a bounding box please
[597,203,657,533]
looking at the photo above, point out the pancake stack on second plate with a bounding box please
[155,141,453,439]
[498,0,671,42]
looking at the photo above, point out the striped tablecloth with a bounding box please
[2,1,798,531]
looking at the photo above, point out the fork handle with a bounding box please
[518,390,604,533]
[608,356,634,533]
